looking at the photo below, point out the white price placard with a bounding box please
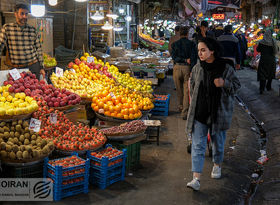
[110,92,116,98]
[49,113,57,124]
[29,118,41,133]
[56,67,64,77]
[87,57,94,63]
[70,68,76,73]
[9,68,21,81]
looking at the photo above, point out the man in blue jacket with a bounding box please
[217,25,241,70]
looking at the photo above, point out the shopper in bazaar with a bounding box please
[168,26,181,55]
[171,26,197,120]
[186,37,241,191]
[193,21,215,45]
[0,3,45,79]
[235,29,248,67]
[256,29,277,94]
[217,25,241,70]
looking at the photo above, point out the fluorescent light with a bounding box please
[102,21,113,30]
[75,0,88,2]
[48,0,57,6]
[258,19,261,23]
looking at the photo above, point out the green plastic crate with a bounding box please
[110,142,141,172]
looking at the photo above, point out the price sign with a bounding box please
[110,92,116,98]
[9,68,21,81]
[29,118,41,133]
[49,113,57,124]
[56,67,64,77]
[87,57,94,63]
[70,69,76,73]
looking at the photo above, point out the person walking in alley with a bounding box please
[168,26,181,56]
[256,29,277,94]
[217,25,241,70]
[171,26,197,119]
[186,37,241,191]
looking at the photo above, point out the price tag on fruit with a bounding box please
[56,67,64,77]
[87,57,94,63]
[110,92,116,98]
[49,113,57,124]
[29,118,41,133]
[70,69,76,73]
[9,68,21,81]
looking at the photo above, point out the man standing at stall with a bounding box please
[0,3,45,79]
[171,26,197,120]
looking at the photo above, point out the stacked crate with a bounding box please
[44,153,89,201]
[87,145,126,189]
[151,94,170,116]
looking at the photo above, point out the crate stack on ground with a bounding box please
[111,142,141,173]
[151,94,170,116]
[87,144,126,189]
[44,153,90,201]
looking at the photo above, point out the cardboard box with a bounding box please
[65,105,87,125]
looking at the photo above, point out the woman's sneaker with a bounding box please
[211,166,221,179]
[187,178,200,191]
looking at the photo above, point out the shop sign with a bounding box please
[212,13,225,20]
[0,178,53,201]
[9,68,21,81]
[55,67,64,77]
[208,0,241,8]
[29,118,41,133]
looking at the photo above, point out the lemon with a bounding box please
[0,87,3,93]
[2,91,9,98]
[6,109,14,116]
[20,93,26,100]
[15,93,21,99]
[6,95,13,102]
[0,96,6,102]
[0,107,5,116]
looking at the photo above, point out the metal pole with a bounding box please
[71,1,77,50]
[126,4,130,49]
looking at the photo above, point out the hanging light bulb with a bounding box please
[114,23,123,32]
[119,7,125,14]
[125,16,132,22]
[107,9,118,20]
[91,7,104,21]
[48,0,57,6]
[31,0,45,17]
[75,0,88,2]
[102,21,113,30]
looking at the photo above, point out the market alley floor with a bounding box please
[3,68,279,205]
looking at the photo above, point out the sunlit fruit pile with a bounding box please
[0,85,38,116]
[90,146,124,166]
[0,120,54,161]
[91,89,142,120]
[39,110,106,151]
[108,64,153,93]
[51,70,102,99]
[4,71,81,107]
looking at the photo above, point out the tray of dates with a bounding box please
[100,120,147,140]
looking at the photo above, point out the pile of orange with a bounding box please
[91,90,142,120]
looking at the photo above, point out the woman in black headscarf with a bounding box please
[257,30,277,94]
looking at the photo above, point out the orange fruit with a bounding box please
[116,113,123,119]
[104,111,111,116]
[123,114,129,120]
[93,106,99,112]
[103,104,109,111]
[129,113,135,119]
[129,108,135,114]
[92,96,98,103]
[111,112,117,118]
[109,105,115,113]
[97,101,104,108]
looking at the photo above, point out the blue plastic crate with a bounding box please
[87,144,127,172]
[154,94,170,108]
[88,145,126,189]
[53,184,88,201]
[151,109,169,116]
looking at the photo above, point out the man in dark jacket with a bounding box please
[171,26,197,119]
[193,21,215,45]
[217,25,241,70]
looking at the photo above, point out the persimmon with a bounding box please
[97,101,104,108]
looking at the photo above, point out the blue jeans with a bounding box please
[191,120,226,173]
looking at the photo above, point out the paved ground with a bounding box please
[2,68,280,205]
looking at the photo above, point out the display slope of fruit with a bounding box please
[0,120,54,161]
[43,53,57,68]
[70,61,116,89]
[4,71,81,107]
[100,120,147,136]
[108,64,153,93]
[50,70,102,99]
[91,89,142,120]
[38,109,106,151]
[0,85,38,116]
[108,85,154,111]
[139,32,165,46]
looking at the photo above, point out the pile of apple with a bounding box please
[50,70,102,99]
[4,71,81,108]
[68,58,115,80]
